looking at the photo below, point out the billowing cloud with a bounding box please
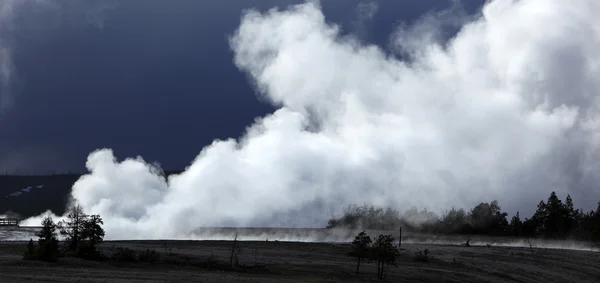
[390,0,474,57]
[23,0,600,239]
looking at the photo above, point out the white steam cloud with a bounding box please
[23,0,600,239]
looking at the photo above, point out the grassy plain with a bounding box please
[0,238,598,283]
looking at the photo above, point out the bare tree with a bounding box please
[463,236,472,247]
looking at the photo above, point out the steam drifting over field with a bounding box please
[16,0,600,240]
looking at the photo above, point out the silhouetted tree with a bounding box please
[440,207,468,234]
[81,214,105,247]
[36,216,59,261]
[72,213,106,260]
[490,211,509,235]
[370,234,399,279]
[521,217,538,237]
[531,200,545,233]
[468,200,508,235]
[58,203,88,251]
[563,194,580,233]
[509,212,523,236]
[348,231,372,274]
[545,192,566,236]
[586,201,600,241]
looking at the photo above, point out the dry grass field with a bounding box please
[0,238,598,283]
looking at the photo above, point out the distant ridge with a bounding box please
[0,170,184,219]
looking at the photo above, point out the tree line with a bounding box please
[327,191,600,242]
[23,203,105,261]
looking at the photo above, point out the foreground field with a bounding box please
[0,240,598,283]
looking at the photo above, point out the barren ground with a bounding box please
[0,239,598,283]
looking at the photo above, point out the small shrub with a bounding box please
[37,238,59,262]
[138,249,160,263]
[413,249,430,262]
[110,247,137,262]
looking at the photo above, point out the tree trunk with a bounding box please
[71,231,78,251]
[399,227,402,247]
[355,257,360,274]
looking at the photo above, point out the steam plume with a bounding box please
[24,0,600,239]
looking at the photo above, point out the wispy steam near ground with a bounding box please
[20,0,600,240]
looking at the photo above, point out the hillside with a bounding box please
[0,171,183,219]
[0,174,80,218]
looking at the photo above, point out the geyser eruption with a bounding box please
[23,0,600,239]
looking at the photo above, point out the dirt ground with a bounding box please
[0,240,598,283]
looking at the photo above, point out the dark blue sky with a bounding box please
[0,0,481,173]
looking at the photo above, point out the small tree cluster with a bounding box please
[23,203,105,262]
[58,203,105,257]
[348,231,400,279]
[518,192,600,239]
[23,216,60,261]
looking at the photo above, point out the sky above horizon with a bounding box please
[0,0,479,174]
